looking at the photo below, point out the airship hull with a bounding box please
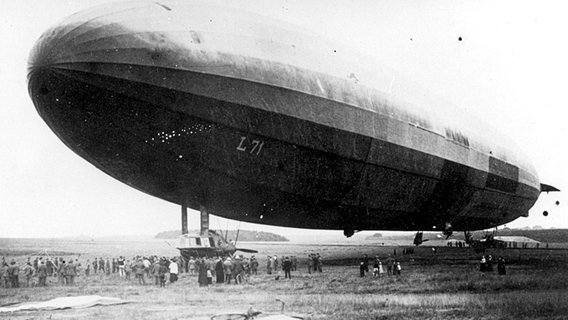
[27,1,540,232]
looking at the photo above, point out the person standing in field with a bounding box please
[307,254,313,274]
[0,262,9,288]
[143,257,151,278]
[215,257,224,284]
[283,256,292,279]
[125,260,132,280]
[362,254,369,273]
[38,261,48,286]
[250,256,258,275]
[105,259,111,276]
[46,258,54,276]
[65,260,77,285]
[223,257,233,284]
[206,257,215,284]
[169,258,178,283]
[158,260,169,287]
[188,256,196,276]
[386,257,394,276]
[497,256,506,275]
[135,259,145,285]
[267,256,273,275]
[151,258,161,285]
[118,256,125,277]
[395,261,402,276]
[373,261,379,277]
[197,257,208,287]
[316,254,323,272]
[85,260,91,277]
[57,260,66,285]
[359,261,365,277]
[486,255,494,272]
[232,257,244,284]
[177,256,183,275]
[97,257,103,274]
[273,256,279,274]
[9,260,20,288]
[480,256,487,272]
[22,262,34,287]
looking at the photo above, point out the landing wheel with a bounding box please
[343,229,355,238]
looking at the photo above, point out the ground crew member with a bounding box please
[250,256,258,275]
[38,261,48,286]
[1,262,10,287]
[169,258,178,283]
[57,260,66,285]
[158,260,168,287]
[9,260,20,288]
[46,258,54,276]
[125,260,132,280]
[22,262,34,287]
[497,256,506,275]
[223,257,233,284]
[135,259,146,285]
[267,256,273,275]
[66,260,77,285]
[151,259,161,285]
[85,259,91,276]
[283,256,292,279]
[105,259,111,276]
[98,257,105,273]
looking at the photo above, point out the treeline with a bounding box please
[155,229,289,242]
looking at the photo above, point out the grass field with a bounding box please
[1,238,568,319]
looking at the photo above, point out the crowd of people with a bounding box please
[359,254,402,278]
[1,250,511,289]
[0,253,314,289]
[0,255,182,288]
[479,255,506,275]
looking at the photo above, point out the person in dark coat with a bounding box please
[196,258,208,287]
[65,260,77,285]
[486,255,494,272]
[38,261,48,286]
[158,260,168,287]
[215,258,224,284]
[283,257,292,279]
[359,261,365,277]
[497,256,506,275]
[362,254,369,273]
[480,256,487,272]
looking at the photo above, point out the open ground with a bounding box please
[1,238,568,319]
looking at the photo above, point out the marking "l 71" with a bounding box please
[237,136,265,155]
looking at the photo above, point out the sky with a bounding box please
[1,0,567,239]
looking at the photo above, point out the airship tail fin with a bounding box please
[541,183,560,192]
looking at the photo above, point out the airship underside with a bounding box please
[27,1,542,233]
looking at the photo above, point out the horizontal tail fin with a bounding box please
[541,183,560,192]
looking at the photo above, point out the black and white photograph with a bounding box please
[1,0,567,319]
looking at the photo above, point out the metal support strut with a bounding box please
[200,205,209,235]
[181,203,188,235]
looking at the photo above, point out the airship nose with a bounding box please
[27,27,63,103]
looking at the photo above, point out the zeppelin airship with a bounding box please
[27,1,556,238]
